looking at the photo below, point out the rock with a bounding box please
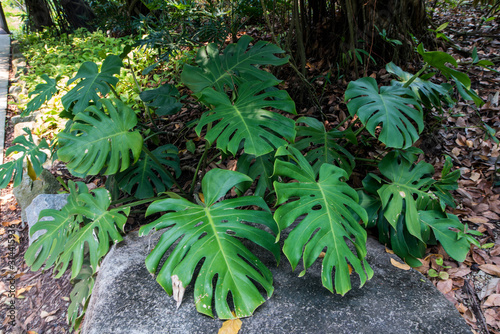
[26,194,69,245]
[11,112,38,125]
[82,232,472,334]
[13,169,61,223]
[13,121,35,138]
[12,52,24,60]
[8,85,22,95]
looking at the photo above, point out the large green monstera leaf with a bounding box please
[116,145,181,199]
[25,182,128,279]
[293,116,355,176]
[57,98,143,176]
[195,80,296,157]
[62,55,123,114]
[345,77,423,149]
[25,181,87,272]
[139,83,182,116]
[23,74,60,116]
[55,187,129,278]
[0,128,49,188]
[273,146,372,295]
[181,35,289,94]
[139,169,280,319]
[385,62,453,110]
[375,152,435,241]
[417,44,483,106]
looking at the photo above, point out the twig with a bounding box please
[463,279,489,334]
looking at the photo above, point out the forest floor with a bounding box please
[0,3,500,334]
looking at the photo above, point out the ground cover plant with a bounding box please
[0,26,491,331]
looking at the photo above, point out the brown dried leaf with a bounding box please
[447,267,471,278]
[484,308,500,328]
[484,294,500,307]
[171,275,185,310]
[479,264,500,277]
[466,216,490,224]
[478,278,500,300]
[218,312,242,334]
[40,310,58,319]
[483,211,500,220]
[490,244,500,257]
[437,279,454,295]
[390,258,411,270]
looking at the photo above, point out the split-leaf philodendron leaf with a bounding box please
[25,181,128,279]
[57,98,143,176]
[345,77,423,149]
[140,169,280,319]
[294,116,355,176]
[376,152,435,242]
[24,74,60,116]
[116,144,181,199]
[273,146,372,295]
[139,83,182,116]
[0,128,49,189]
[62,55,123,114]
[195,80,296,157]
[181,35,289,94]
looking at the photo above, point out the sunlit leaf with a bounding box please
[140,169,280,319]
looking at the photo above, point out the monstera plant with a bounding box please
[0,35,480,329]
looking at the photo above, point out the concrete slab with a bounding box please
[0,34,10,165]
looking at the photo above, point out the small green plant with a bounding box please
[427,256,451,280]
[0,32,483,329]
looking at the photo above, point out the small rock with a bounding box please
[26,194,69,245]
[13,121,35,138]
[13,169,61,223]
[9,85,22,95]
[11,112,38,125]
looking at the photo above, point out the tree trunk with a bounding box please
[25,0,54,31]
[294,0,430,68]
[59,0,96,30]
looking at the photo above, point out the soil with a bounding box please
[1,3,500,334]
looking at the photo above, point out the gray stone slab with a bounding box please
[13,169,61,222]
[82,231,471,334]
[26,193,69,245]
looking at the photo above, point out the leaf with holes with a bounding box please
[23,74,60,116]
[67,262,94,330]
[417,44,483,106]
[116,145,181,199]
[139,83,182,116]
[376,151,435,241]
[181,35,289,94]
[430,155,460,210]
[57,98,143,176]
[386,62,453,109]
[273,146,371,295]
[345,77,423,149]
[25,181,88,272]
[54,188,129,278]
[139,169,280,319]
[0,128,49,188]
[62,55,122,114]
[195,80,296,157]
[293,117,355,175]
